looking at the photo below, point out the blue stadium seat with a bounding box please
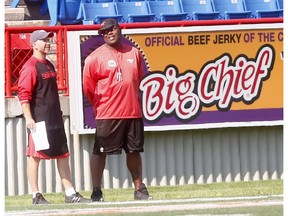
[58,0,82,25]
[122,0,145,1]
[277,0,283,9]
[181,0,220,20]
[81,0,114,2]
[82,0,126,1]
[115,1,156,23]
[81,2,123,24]
[96,0,115,2]
[147,0,188,22]
[245,0,283,18]
[213,0,252,19]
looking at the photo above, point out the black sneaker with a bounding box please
[32,193,50,204]
[134,183,152,200]
[65,192,91,203]
[91,187,104,202]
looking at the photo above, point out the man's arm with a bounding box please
[21,102,35,130]
[83,57,97,105]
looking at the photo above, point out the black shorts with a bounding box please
[93,118,144,155]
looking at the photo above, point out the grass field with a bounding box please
[5,180,283,216]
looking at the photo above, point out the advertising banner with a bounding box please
[68,23,283,133]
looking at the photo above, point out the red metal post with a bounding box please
[56,28,65,91]
[5,28,12,98]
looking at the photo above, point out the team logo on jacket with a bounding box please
[127,58,134,63]
[108,60,117,67]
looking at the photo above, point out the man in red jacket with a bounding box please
[18,30,90,204]
[83,18,152,201]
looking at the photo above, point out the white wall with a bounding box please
[5,116,283,196]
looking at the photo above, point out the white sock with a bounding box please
[32,191,40,198]
[65,187,76,196]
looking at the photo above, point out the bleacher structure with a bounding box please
[8,0,284,25]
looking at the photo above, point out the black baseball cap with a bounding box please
[98,18,119,35]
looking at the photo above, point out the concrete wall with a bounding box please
[5,0,50,26]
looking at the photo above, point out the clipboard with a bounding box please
[30,121,50,151]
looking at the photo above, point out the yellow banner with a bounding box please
[127,27,283,111]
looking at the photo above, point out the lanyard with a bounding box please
[106,45,123,82]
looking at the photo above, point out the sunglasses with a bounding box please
[101,25,118,35]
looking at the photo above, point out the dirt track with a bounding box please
[5,195,283,216]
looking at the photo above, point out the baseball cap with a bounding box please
[98,18,119,35]
[30,30,54,44]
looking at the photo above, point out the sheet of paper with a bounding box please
[30,121,50,151]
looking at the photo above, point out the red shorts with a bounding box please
[26,128,70,159]
[93,118,144,155]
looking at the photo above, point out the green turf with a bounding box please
[5,179,283,215]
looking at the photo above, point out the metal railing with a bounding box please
[5,26,66,97]
[4,18,283,98]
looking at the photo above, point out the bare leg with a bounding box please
[126,152,143,190]
[57,157,92,203]
[27,156,41,192]
[90,154,106,188]
[56,157,73,190]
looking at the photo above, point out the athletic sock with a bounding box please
[65,187,76,196]
[32,191,41,198]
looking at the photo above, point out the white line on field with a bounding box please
[5,195,283,216]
